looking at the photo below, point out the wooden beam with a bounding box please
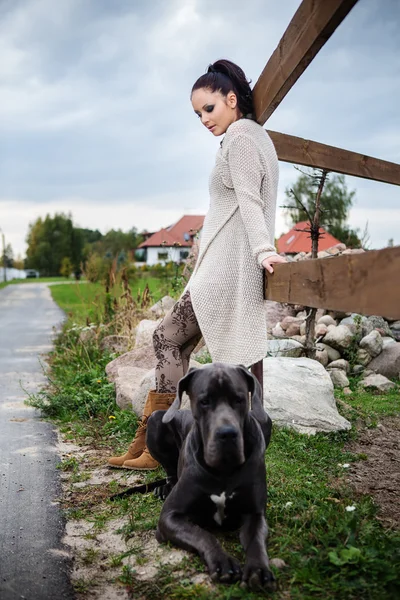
[268,130,400,186]
[253,0,359,124]
[265,247,400,320]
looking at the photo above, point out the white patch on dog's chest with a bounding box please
[210,491,235,525]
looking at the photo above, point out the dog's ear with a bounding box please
[162,368,198,424]
[237,365,272,448]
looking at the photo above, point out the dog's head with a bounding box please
[163,363,266,471]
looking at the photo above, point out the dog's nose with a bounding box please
[216,425,238,440]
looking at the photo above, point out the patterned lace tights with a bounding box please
[153,290,202,393]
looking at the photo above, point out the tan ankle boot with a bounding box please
[108,389,157,468]
[122,390,175,470]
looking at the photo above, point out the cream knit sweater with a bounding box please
[189,118,279,367]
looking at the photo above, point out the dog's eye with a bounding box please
[234,395,246,404]
[199,397,210,407]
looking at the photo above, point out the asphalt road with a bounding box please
[0,283,75,600]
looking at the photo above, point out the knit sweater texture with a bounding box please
[189,118,279,367]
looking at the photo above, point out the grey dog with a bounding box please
[146,362,275,590]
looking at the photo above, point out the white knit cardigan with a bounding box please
[189,118,279,367]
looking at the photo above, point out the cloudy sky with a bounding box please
[1,0,399,258]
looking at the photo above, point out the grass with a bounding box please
[26,316,400,600]
[49,274,175,324]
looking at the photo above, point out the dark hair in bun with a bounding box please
[191,59,255,120]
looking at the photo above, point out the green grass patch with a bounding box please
[336,384,400,420]
[49,274,174,324]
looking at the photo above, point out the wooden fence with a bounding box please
[250,0,400,384]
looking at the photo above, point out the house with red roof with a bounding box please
[137,215,205,265]
[277,221,342,255]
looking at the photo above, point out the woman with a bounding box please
[108,59,286,470]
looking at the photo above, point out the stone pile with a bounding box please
[269,310,399,393]
[285,242,366,262]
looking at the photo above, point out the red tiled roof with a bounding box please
[139,215,205,248]
[277,221,342,254]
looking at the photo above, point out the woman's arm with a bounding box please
[227,133,281,268]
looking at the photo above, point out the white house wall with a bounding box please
[146,246,187,266]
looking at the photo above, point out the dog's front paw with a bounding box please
[241,560,276,591]
[153,477,177,501]
[207,552,242,584]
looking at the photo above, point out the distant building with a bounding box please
[277,221,342,255]
[1,268,39,281]
[136,215,205,266]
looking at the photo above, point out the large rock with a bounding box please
[368,343,400,380]
[266,339,303,358]
[106,346,157,383]
[324,325,354,351]
[358,374,396,394]
[149,296,175,318]
[359,330,383,358]
[130,360,203,415]
[263,357,351,434]
[134,318,162,348]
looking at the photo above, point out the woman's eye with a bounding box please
[205,105,214,113]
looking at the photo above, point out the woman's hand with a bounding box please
[261,254,287,274]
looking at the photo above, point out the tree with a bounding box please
[0,243,14,268]
[25,213,83,276]
[60,257,73,278]
[284,170,364,247]
[88,228,143,259]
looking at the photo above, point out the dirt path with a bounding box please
[345,417,400,529]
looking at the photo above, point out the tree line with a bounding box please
[23,213,144,278]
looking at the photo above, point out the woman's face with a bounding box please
[191,88,240,136]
